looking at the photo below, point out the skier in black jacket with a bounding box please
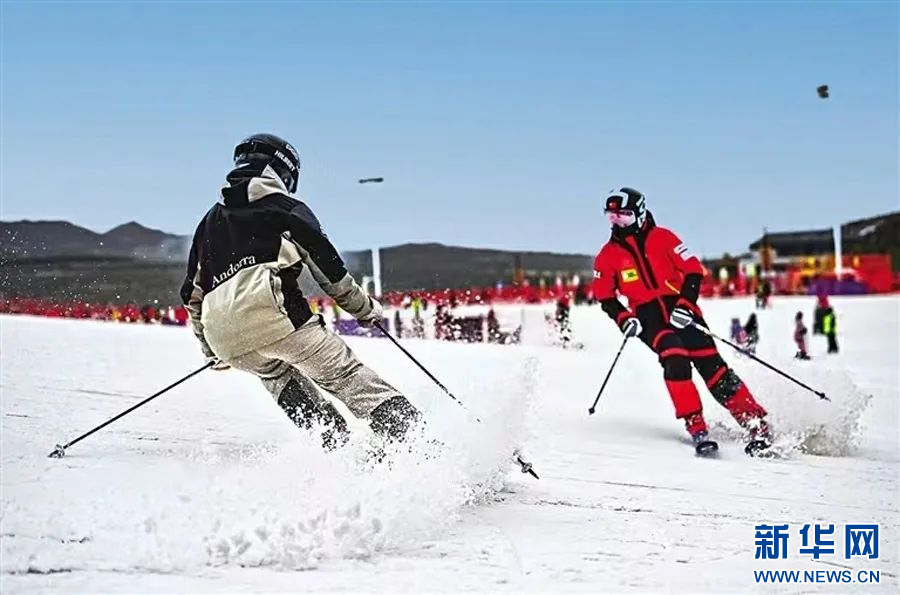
[180,133,419,447]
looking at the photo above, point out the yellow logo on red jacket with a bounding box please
[621,268,639,283]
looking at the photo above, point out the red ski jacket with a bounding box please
[593,218,705,325]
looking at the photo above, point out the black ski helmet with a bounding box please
[233,133,301,193]
[604,187,647,229]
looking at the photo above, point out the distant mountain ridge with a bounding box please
[1,220,189,261]
[0,220,594,298]
[349,242,593,290]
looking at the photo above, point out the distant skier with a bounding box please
[743,313,759,355]
[814,294,839,354]
[729,316,755,356]
[822,304,839,354]
[180,133,420,448]
[794,311,811,360]
[394,309,404,339]
[555,295,573,348]
[756,280,772,310]
[729,318,745,345]
[812,293,827,335]
[434,304,453,340]
[592,187,771,456]
[486,307,501,343]
[411,296,425,339]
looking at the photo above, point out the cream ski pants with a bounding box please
[230,315,403,420]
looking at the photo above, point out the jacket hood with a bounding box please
[220,164,289,208]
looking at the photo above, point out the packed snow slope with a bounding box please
[1,296,897,593]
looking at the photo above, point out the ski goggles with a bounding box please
[605,209,636,227]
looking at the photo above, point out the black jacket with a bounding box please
[180,170,374,360]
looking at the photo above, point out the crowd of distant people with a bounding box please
[0,284,593,324]
[0,284,843,357]
[728,291,840,360]
[378,283,597,309]
[0,298,190,325]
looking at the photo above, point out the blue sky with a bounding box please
[2,1,897,257]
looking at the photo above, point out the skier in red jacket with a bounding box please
[593,187,771,456]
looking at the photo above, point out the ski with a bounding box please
[745,438,775,458]
[695,440,719,457]
[691,431,719,458]
[745,419,775,457]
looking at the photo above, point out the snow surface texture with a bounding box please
[1,296,897,592]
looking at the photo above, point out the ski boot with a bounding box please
[685,413,719,457]
[369,396,421,442]
[277,377,349,451]
[691,430,720,457]
[744,417,774,457]
[365,396,441,466]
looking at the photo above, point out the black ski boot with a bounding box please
[278,377,349,451]
[744,418,774,457]
[691,430,720,457]
[369,396,421,442]
[685,413,718,457]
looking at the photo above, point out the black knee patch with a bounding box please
[654,331,684,353]
[655,333,692,381]
[709,368,742,405]
[278,378,349,450]
[663,355,692,381]
[693,355,727,380]
[370,396,421,441]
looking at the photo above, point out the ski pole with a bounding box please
[690,322,829,401]
[48,361,214,458]
[588,334,630,415]
[374,321,471,415]
[373,321,539,479]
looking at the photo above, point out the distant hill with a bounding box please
[345,243,592,290]
[1,220,189,261]
[0,220,594,303]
